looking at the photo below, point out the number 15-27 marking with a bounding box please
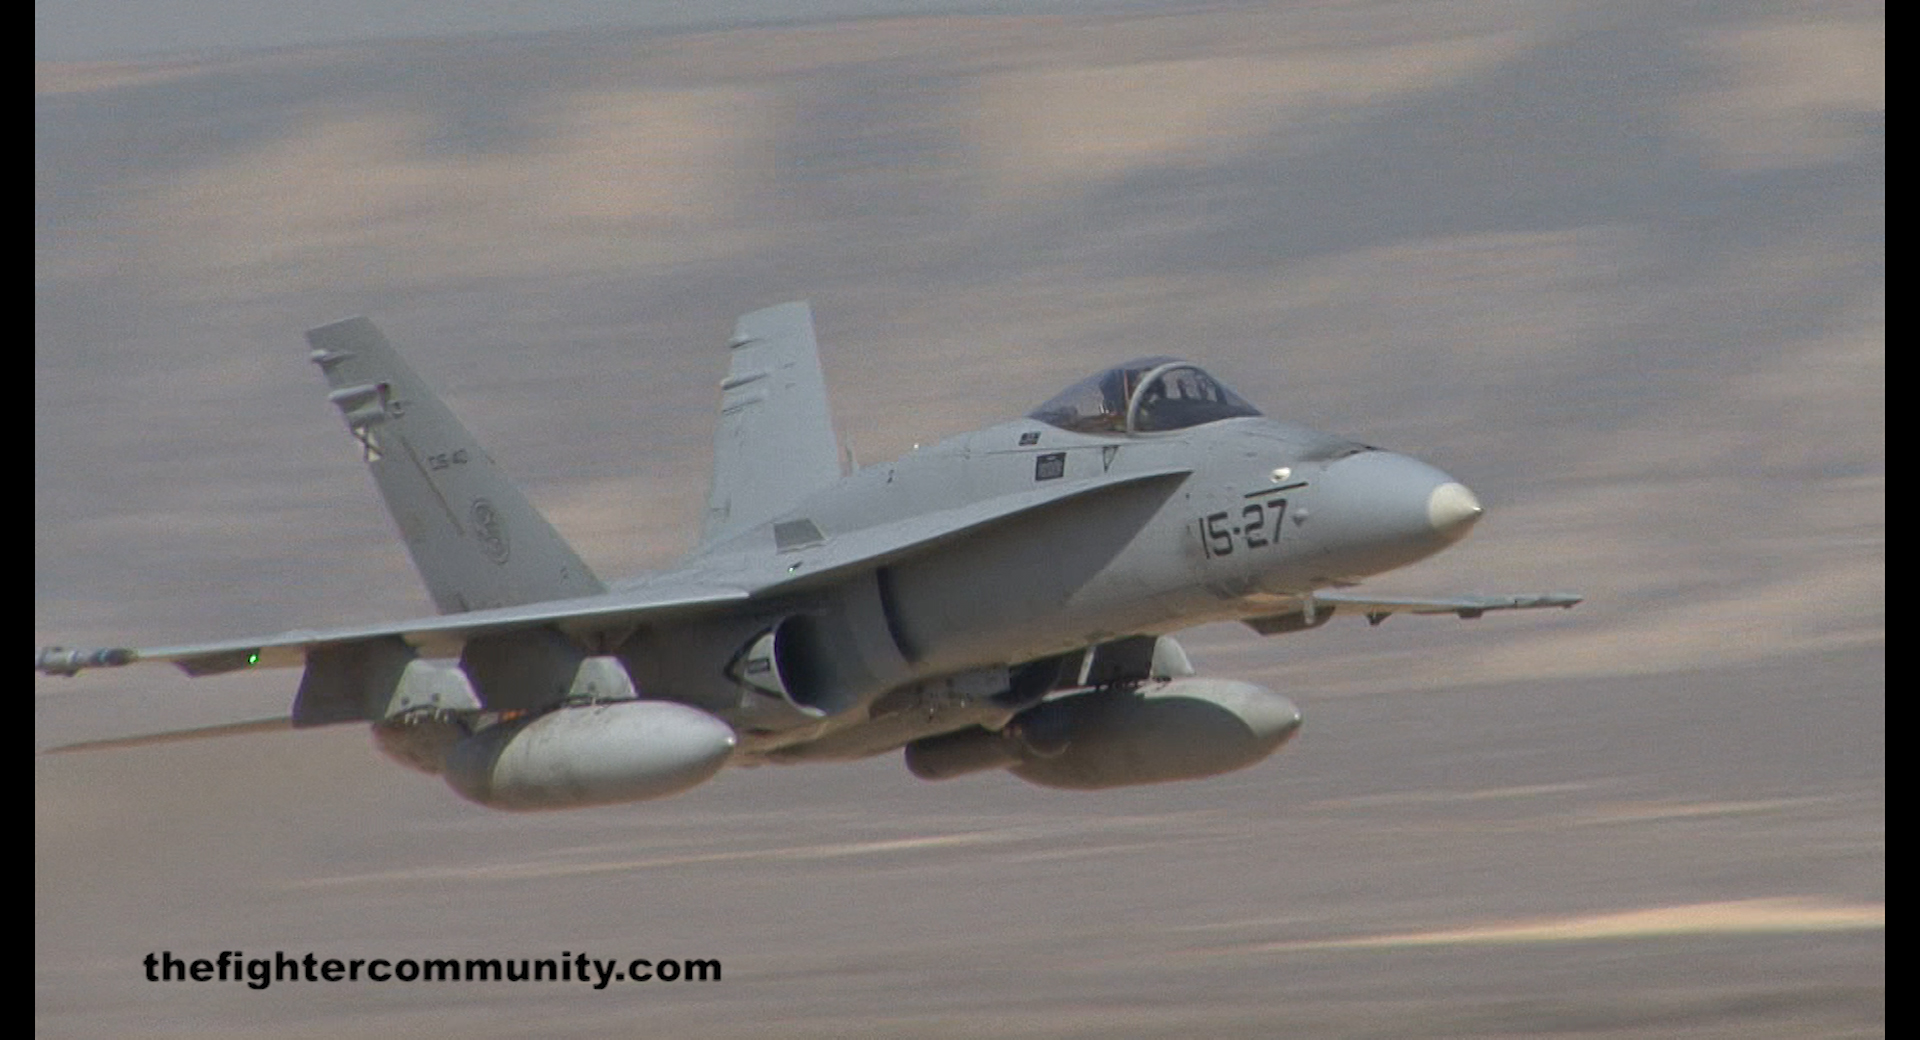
[1198,498,1287,558]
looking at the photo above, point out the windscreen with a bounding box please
[1027,358,1260,434]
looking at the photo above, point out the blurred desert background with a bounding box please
[36,2,1881,1037]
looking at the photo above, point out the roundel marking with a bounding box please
[470,498,511,564]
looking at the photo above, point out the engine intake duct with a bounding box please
[728,607,897,720]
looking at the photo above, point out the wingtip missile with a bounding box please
[35,646,134,676]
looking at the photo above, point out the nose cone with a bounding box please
[1426,481,1484,541]
[1296,450,1484,576]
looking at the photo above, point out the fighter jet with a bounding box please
[36,302,1578,809]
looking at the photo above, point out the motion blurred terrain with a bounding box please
[36,3,1881,1036]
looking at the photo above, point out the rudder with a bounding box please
[307,317,606,613]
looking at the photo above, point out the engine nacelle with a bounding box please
[906,678,1301,790]
[443,701,737,810]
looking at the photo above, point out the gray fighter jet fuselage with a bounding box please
[36,303,1578,809]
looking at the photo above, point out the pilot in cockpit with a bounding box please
[1028,358,1260,436]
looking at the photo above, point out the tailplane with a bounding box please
[306,318,606,613]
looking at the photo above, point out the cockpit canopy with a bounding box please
[1026,357,1262,435]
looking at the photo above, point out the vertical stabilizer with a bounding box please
[701,302,844,545]
[306,318,606,613]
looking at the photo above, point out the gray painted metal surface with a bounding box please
[443,699,738,810]
[703,302,845,546]
[36,304,1579,808]
[307,317,608,613]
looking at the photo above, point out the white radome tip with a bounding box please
[1427,482,1484,539]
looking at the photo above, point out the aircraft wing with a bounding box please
[35,582,749,678]
[1313,591,1584,619]
[39,463,1191,681]
[1245,590,1583,633]
[701,302,844,547]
